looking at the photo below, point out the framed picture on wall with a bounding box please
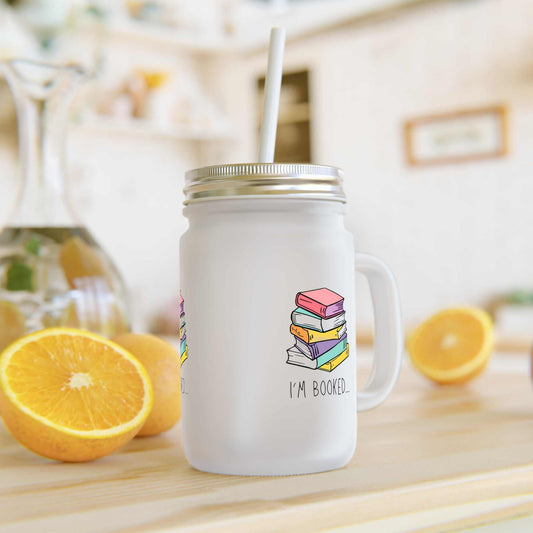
[404,105,508,166]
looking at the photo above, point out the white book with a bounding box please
[286,346,318,369]
[287,345,350,372]
[291,307,345,332]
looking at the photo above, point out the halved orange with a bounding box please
[407,307,494,384]
[0,328,153,462]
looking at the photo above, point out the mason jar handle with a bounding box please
[355,252,403,411]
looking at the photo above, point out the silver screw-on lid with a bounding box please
[184,163,346,205]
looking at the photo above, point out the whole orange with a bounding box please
[113,334,181,436]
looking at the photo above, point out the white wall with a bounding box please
[67,130,194,331]
[64,35,206,330]
[2,0,532,333]
[215,0,533,331]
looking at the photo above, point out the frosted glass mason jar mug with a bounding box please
[180,164,402,476]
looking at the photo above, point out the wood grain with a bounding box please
[1,355,532,532]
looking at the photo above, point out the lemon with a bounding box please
[0,301,26,352]
[59,236,110,289]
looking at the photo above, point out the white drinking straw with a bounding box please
[258,27,286,163]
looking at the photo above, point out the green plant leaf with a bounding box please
[506,291,533,305]
[25,236,41,256]
[6,261,34,292]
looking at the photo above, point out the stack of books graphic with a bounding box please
[287,288,349,372]
[179,293,188,365]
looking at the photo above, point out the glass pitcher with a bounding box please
[0,59,130,350]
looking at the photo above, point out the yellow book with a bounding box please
[319,344,349,372]
[290,323,347,343]
[180,347,188,366]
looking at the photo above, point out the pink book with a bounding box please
[295,288,344,319]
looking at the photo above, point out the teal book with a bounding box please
[180,337,187,355]
[287,335,348,369]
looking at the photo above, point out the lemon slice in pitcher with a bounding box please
[0,301,26,351]
[407,307,494,384]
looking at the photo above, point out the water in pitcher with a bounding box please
[0,227,129,350]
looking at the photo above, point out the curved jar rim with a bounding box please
[184,163,346,205]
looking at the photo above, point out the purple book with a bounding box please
[295,333,347,360]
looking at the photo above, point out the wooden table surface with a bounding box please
[1,352,533,533]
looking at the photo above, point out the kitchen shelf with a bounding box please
[73,116,235,142]
[79,19,231,54]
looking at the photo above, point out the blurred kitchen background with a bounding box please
[1,0,532,348]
